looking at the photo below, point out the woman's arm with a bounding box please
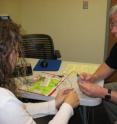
[24,100,57,118]
[48,103,73,124]
[48,90,79,124]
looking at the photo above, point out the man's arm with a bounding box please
[79,82,117,104]
[93,63,115,81]
[79,63,115,82]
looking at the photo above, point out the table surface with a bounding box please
[17,58,104,107]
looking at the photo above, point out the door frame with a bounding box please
[104,0,111,60]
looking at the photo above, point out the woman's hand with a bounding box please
[64,90,79,109]
[55,89,73,109]
[55,89,79,109]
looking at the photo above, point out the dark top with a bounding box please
[105,43,117,69]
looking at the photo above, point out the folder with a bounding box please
[33,59,61,71]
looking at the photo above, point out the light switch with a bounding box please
[83,1,88,9]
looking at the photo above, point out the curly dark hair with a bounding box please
[0,17,22,93]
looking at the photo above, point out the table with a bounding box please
[16,58,104,124]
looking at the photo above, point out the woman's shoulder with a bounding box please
[0,87,14,96]
[0,87,16,103]
[0,87,23,109]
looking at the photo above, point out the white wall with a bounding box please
[0,0,108,64]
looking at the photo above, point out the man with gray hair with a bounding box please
[78,4,117,124]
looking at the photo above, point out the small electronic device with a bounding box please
[40,59,48,68]
[12,64,32,77]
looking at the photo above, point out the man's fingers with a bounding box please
[63,89,73,94]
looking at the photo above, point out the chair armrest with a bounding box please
[54,50,61,58]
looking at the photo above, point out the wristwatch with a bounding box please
[104,89,112,101]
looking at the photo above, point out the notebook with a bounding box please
[17,72,63,100]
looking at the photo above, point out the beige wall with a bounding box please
[0,0,21,23]
[0,0,108,64]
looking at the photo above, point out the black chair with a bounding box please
[20,34,61,59]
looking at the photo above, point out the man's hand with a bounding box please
[79,72,97,82]
[79,82,107,98]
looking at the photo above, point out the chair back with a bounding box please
[20,34,56,59]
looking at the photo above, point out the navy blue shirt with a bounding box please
[105,43,117,69]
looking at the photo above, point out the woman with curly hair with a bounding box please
[0,16,79,124]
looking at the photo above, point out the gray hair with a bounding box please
[109,4,117,17]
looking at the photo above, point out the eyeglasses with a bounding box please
[110,22,117,29]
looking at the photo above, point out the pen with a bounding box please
[54,74,64,78]
[41,72,64,78]
[77,73,80,81]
